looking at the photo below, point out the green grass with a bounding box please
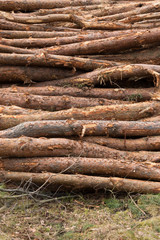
[0,185,159,240]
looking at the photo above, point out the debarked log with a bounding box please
[82,136,160,151]
[0,92,128,111]
[0,157,160,181]
[1,120,160,138]
[0,171,160,193]
[0,66,81,83]
[0,137,159,162]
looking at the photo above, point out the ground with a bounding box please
[0,183,160,240]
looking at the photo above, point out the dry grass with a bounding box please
[0,184,159,240]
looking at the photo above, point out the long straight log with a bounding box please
[1,157,160,181]
[1,120,160,139]
[1,171,160,193]
[0,31,137,48]
[0,137,159,162]
[0,100,159,129]
[99,47,160,65]
[0,92,127,111]
[43,28,160,55]
[0,30,77,38]
[3,86,155,101]
[0,53,118,71]
[83,136,160,151]
[0,105,42,115]
[0,66,81,83]
[0,0,107,11]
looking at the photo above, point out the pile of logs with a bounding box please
[0,0,160,194]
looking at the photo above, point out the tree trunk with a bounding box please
[0,157,160,181]
[0,66,81,83]
[0,53,118,71]
[0,171,160,193]
[0,92,128,111]
[1,120,160,138]
[82,136,160,151]
[3,85,155,101]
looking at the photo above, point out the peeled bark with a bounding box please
[0,136,159,162]
[40,64,160,87]
[1,120,160,138]
[1,157,160,181]
[0,66,80,83]
[3,85,155,101]
[0,171,160,193]
[0,53,118,71]
[0,92,127,111]
[83,136,160,151]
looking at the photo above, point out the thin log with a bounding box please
[2,85,155,101]
[0,157,160,181]
[0,92,127,111]
[0,53,118,71]
[120,12,160,24]
[1,120,160,138]
[0,105,41,115]
[0,44,34,54]
[0,171,160,193]
[83,136,160,151]
[0,66,81,83]
[0,136,159,162]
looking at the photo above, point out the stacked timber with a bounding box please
[0,0,160,193]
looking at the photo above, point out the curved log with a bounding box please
[0,157,160,181]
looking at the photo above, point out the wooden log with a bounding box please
[42,28,160,55]
[98,47,160,65]
[0,0,107,11]
[82,136,160,151]
[0,66,81,83]
[0,30,77,38]
[0,44,34,54]
[1,120,160,139]
[0,105,41,115]
[0,31,136,48]
[1,157,160,181]
[0,136,159,162]
[41,64,160,87]
[120,12,160,24]
[0,171,160,193]
[2,85,155,101]
[0,100,159,130]
[0,53,118,71]
[96,2,160,21]
[0,92,127,111]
